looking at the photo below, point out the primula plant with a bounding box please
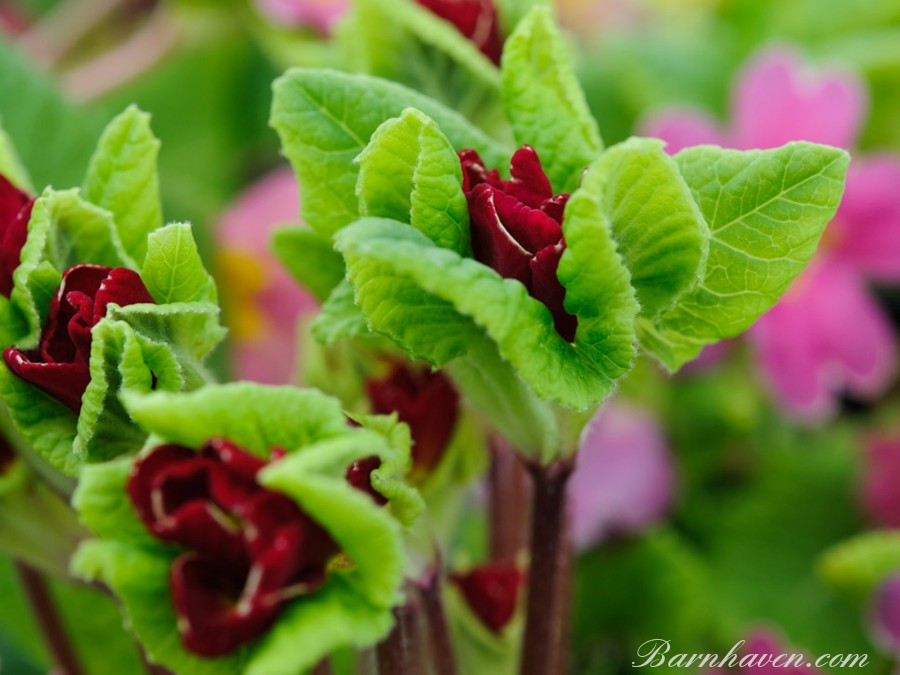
[269,5,848,672]
[0,0,876,673]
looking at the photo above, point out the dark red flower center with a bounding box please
[128,440,340,657]
[451,562,524,634]
[366,361,459,480]
[460,146,578,341]
[3,264,155,412]
[0,174,35,298]
[417,0,503,64]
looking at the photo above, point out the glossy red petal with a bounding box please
[203,438,266,482]
[530,243,577,342]
[469,184,532,285]
[492,189,562,256]
[451,563,525,634]
[504,145,554,208]
[39,265,110,364]
[92,267,155,322]
[0,183,34,298]
[417,0,502,64]
[345,455,388,504]
[2,347,90,413]
[127,444,198,529]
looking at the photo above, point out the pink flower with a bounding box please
[706,629,821,673]
[859,435,900,528]
[253,0,349,35]
[216,167,317,385]
[643,47,900,423]
[871,574,900,655]
[568,400,675,550]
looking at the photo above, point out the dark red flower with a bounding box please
[366,362,459,480]
[460,146,578,341]
[127,439,342,657]
[2,264,155,412]
[0,174,35,298]
[417,0,502,64]
[346,455,388,505]
[450,562,524,634]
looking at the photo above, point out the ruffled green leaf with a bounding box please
[270,68,511,237]
[271,226,345,303]
[338,0,506,136]
[590,137,708,319]
[122,384,351,457]
[71,540,250,675]
[9,188,133,347]
[82,106,162,263]
[336,218,632,411]
[0,122,33,192]
[501,6,602,193]
[140,223,217,305]
[357,108,470,256]
[638,142,850,370]
[819,531,900,599]
[312,279,370,344]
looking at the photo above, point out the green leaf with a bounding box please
[312,279,370,344]
[9,188,133,347]
[270,68,512,237]
[338,0,506,137]
[82,106,163,263]
[122,383,351,457]
[271,226,345,303]
[588,138,708,319]
[140,223,217,305]
[0,122,33,191]
[639,142,850,370]
[501,6,602,193]
[357,108,471,256]
[819,531,900,599]
[71,540,250,675]
[336,218,632,411]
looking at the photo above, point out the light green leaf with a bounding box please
[588,137,708,319]
[271,226,345,303]
[82,106,162,263]
[122,384,351,457]
[357,108,471,256]
[271,68,512,237]
[71,541,249,675]
[639,142,850,370]
[338,0,506,136]
[0,123,33,192]
[312,279,370,344]
[501,6,602,193]
[140,223,217,305]
[336,218,631,412]
[9,188,133,346]
[819,531,900,599]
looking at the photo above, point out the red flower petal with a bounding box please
[2,347,91,412]
[92,267,155,322]
[417,0,503,64]
[451,562,525,634]
[345,455,388,504]
[128,444,198,529]
[40,265,111,364]
[531,243,577,342]
[505,145,555,208]
[492,189,563,255]
[469,184,533,285]
[0,175,34,298]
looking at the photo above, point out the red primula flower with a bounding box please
[417,0,503,64]
[3,264,155,412]
[127,439,341,657]
[460,145,577,341]
[451,562,525,634]
[0,174,35,298]
[366,361,459,480]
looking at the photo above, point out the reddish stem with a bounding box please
[15,562,85,675]
[489,436,530,562]
[417,574,458,675]
[519,460,573,675]
[376,599,426,675]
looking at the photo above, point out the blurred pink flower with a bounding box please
[216,167,316,384]
[643,46,900,423]
[254,0,349,34]
[569,400,675,550]
[871,574,900,655]
[706,630,821,673]
[860,435,900,528]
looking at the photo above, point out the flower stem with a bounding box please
[312,658,334,675]
[376,598,425,675]
[15,562,85,675]
[417,573,458,675]
[489,436,530,563]
[520,459,573,675]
